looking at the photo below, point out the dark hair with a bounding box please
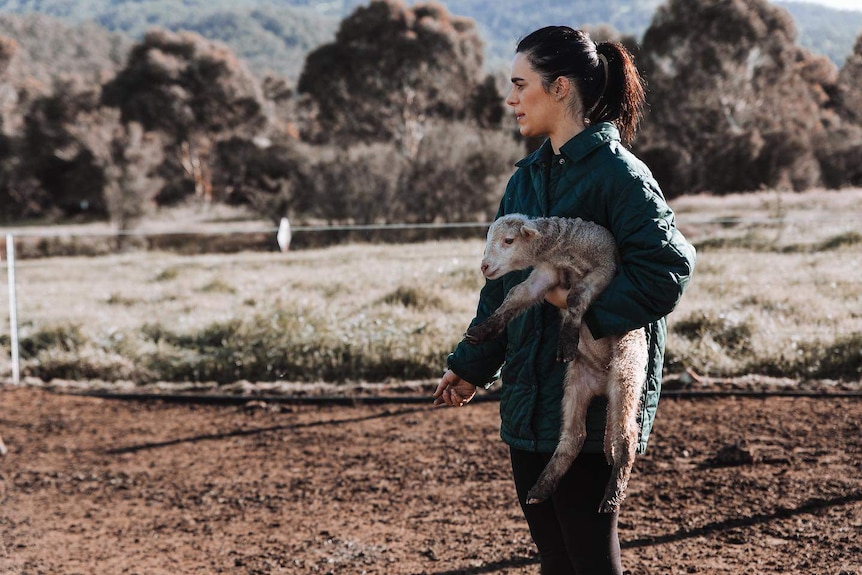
[516,26,645,145]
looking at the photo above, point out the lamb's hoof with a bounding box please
[464,327,485,344]
[556,346,578,363]
[466,322,499,344]
[526,485,549,505]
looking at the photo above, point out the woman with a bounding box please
[433,26,696,574]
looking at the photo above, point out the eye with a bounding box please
[504,238,515,245]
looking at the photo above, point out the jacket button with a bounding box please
[558,158,565,165]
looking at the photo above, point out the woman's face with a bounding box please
[506,52,562,139]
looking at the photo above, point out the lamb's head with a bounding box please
[480,214,542,279]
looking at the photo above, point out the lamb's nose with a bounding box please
[480,262,489,274]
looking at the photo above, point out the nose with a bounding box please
[506,86,517,108]
[480,262,489,274]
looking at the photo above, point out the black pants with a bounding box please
[510,447,623,575]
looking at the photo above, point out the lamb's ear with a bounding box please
[520,224,542,240]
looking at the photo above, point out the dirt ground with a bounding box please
[0,385,860,575]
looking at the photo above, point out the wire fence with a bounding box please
[2,216,861,396]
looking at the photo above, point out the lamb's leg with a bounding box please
[466,267,557,343]
[556,284,584,362]
[556,268,612,362]
[526,363,593,504]
[598,338,646,513]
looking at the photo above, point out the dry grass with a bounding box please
[0,240,486,383]
[0,189,860,385]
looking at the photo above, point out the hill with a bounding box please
[776,1,862,65]
[0,0,857,79]
[0,1,341,80]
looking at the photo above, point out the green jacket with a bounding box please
[448,123,696,454]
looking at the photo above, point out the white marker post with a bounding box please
[5,234,19,384]
[277,217,292,252]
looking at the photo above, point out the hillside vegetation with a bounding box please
[0,0,860,238]
[0,0,859,77]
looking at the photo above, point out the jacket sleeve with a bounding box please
[446,275,508,386]
[584,176,696,339]
[445,194,512,386]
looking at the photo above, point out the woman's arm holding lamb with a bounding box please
[583,178,696,339]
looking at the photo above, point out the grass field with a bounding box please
[1,188,861,387]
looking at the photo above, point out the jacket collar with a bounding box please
[515,122,620,168]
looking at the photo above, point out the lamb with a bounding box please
[465,213,648,513]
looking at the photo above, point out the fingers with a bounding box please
[433,387,460,407]
[544,286,570,310]
[434,387,475,407]
[450,389,464,406]
[433,370,460,404]
[433,370,456,397]
[433,370,477,408]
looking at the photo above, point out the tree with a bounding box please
[102,28,269,203]
[398,121,521,223]
[15,76,163,231]
[835,34,862,126]
[67,111,164,246]
[0,35,43,222]
[637,0,836,195]
[20,78,108,216]
[212,135,317,223]
[816,33,862,188]
[297,0,486,145]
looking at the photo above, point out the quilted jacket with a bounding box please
[447,122,696,454]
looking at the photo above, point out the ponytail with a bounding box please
[588,42,645,146]
[517,27,646,145]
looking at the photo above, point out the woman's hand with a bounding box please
[433,370,477,407]
[544,286,570,310]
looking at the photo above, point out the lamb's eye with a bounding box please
[504,238,515,245]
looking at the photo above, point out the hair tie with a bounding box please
[584,53,609,124]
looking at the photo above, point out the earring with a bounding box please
[584,117,591,126]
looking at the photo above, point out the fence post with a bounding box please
[5,234,19,384]
[277,217,292,252]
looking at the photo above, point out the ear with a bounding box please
[520,224,542,240]
[552,77,571,101]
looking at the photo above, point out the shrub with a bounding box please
[747,333,862,381]
[672,311,753,352]
[379,286,445,310]
[19,323,86,358]
[807,333,862,380]
[306,141,405,225]
[816,231,862,251]
[137,307,450,384]
[398,121,521,224]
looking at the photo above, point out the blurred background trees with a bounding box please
[0,0,860,235]
[298,1,488,144]
[101,28,268,205]
[636,0,836,196]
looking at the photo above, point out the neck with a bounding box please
[548,118,586,154]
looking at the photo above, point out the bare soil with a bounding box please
[0,385,860,575]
